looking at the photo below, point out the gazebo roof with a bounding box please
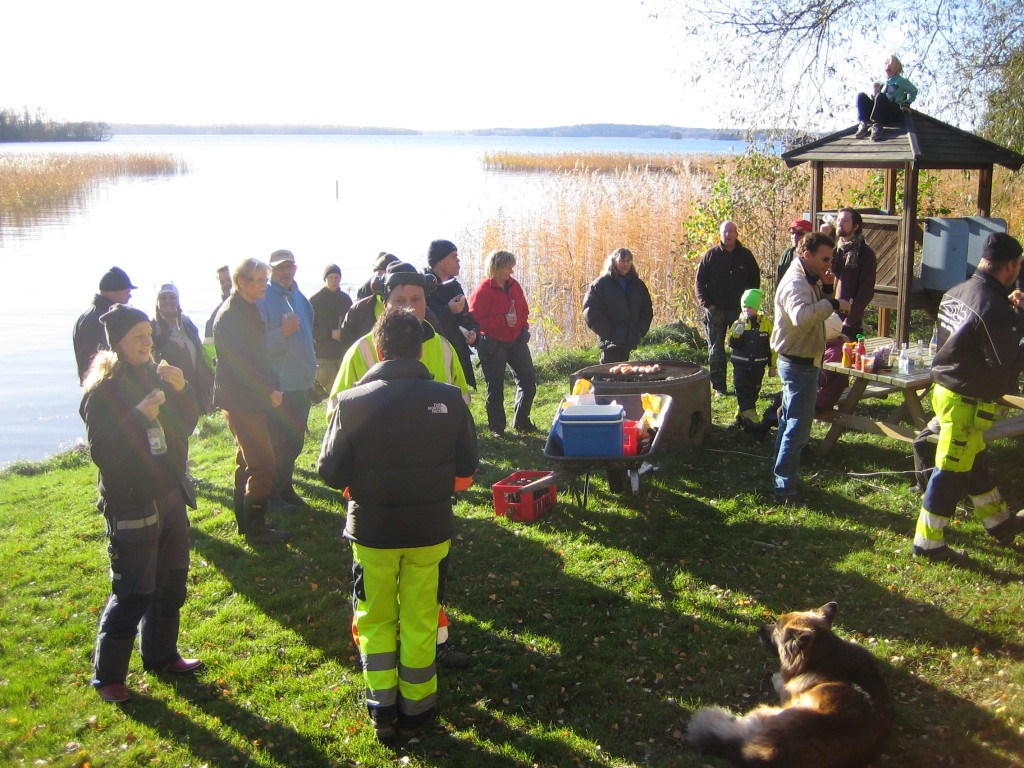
[782,110,1024,171]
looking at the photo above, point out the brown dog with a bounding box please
[687,602,892,767]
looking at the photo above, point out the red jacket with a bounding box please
[469,277,530,343]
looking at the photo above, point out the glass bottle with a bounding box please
[929,324,939,357]
[147,420,168,455]
[897,343,910,375]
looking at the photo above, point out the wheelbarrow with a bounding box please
[543,393,673,510]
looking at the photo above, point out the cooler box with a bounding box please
[559,403,625,457]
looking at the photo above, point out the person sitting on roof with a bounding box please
[854,55,917,141]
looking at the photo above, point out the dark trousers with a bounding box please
[93,487,190,685]
[704,307,739,392]
[266,389,311,490]
[732,360,767,413]
[857,92,903,125]
[479,336,537,433]
[599,345,632,364]
[224,409,276,500]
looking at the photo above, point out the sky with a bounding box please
[4,0,723,132]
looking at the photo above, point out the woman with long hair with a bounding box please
[80,304,203,703]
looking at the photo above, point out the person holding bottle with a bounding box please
[80,304,203,703]
[469,249,537,437]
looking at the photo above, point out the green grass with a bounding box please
[2,338,1023,767]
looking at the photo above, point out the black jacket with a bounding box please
[319,359,479,549]
[583,270,654,351]
[73,294,116,382]
[426,274,479,388]
[932,270,1024,401]
[153,311,215,413]
[212,293,279,413]
[694,241,761,313]
[81,362,200,508]
[309,286,354,360]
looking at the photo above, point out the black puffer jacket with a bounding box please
[81,362,200,507]
[932,270,1024,400]
[694,241,761,313]
[319,359,479,549]
[583,270,654,351]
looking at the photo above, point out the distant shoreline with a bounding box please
[107,122,753,141]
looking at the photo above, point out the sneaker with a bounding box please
[912,544,968,564]
[854,122,869,139]
[96,683,131,703]
[436,641,471,669]
[490,429,506,439]
[870,124,883,141]
[988,511,1024,546]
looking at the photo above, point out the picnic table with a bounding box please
[817,337,1024,455]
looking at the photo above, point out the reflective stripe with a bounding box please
[366,685,398,707]
[400,662,436,685]
[440,338,454,383]
[114,511,159,531]
[972,489,1009,527]
[356,337,376,370]
[400,691,437,716]
[364,651,398,672]
[914,509,948,548]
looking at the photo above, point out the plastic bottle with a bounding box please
[855,335,867,371]
[897,343,910,375]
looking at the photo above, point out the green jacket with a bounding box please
[882,75,917,106]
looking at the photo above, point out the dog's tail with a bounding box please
[687,706,746,761]
[688,706,780,765]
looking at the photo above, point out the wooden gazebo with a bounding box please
[781,111,1024,345]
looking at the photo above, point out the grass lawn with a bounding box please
[2,335,1023,767]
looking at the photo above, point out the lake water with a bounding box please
[0,132,745,466]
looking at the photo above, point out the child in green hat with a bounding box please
[728,288,776,429]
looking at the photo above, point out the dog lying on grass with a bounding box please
[687,602,893,767]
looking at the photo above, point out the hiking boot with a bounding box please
[854,122,869,139]
[749,420,773,442]
[268,491,296,515]
[912,544,968,564]
[436,641,471,669]
[373,720,397,740]
[243,497,292,545]
[988,511,1024,546]
[96,683,131,703]
[279,485,306,506]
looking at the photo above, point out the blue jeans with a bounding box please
[772,359,819,497]
[703,307,738,392]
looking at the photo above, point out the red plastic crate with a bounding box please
[492,470,557,522]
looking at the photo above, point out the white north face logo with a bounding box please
[428,402,449,414]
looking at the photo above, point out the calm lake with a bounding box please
[0,132,745,466]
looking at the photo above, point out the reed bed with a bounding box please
[465,154,1024,350]
[482,150,722,176]
[0,152,187,227]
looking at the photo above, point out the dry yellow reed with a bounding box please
[464,157,1024,350]
[0,153,187,226]
[482,151,722,176]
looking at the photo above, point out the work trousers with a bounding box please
[266,389,311,491]
[479,336,537,433]
[224,409,276,500]
[732,359,767,414]
[915,385,1009,549]
[351,540,449,730]
[93,487,190,686]
[703,307,739,392]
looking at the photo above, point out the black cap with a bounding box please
[373,252,399,272]
[427,239,457,267]
[980,232,1023,263]
[99,267,137,292]
[323,263,341,280]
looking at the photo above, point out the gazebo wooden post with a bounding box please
[977,166,993,217]
[883,168,899,214]
[810,162,824,223]
[896,162,920,347]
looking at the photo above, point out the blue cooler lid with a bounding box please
[560,404,624,422]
